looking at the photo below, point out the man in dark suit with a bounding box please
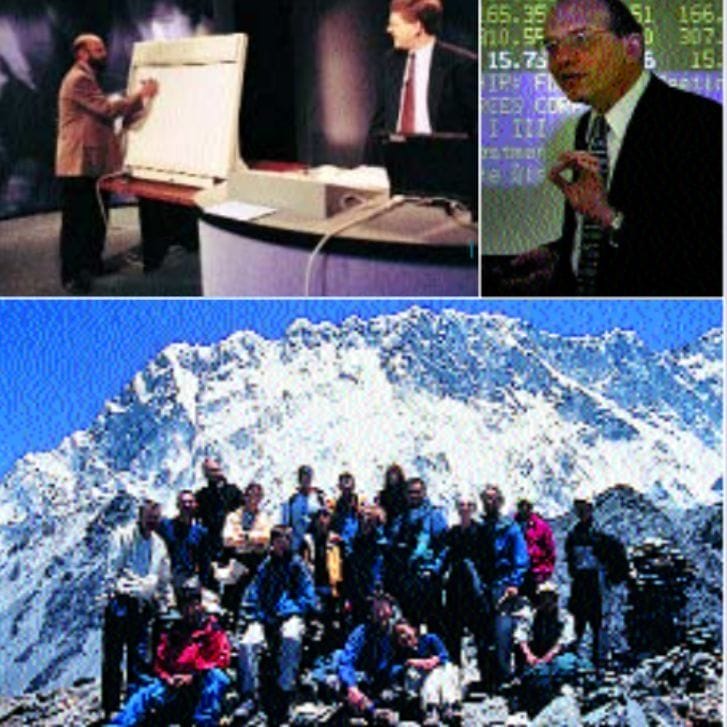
[499,0,722,296]
[365,0,476,162]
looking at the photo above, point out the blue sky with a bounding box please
[0,299,721,477]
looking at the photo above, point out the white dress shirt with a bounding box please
[571,70,652,273]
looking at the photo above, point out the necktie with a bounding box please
[576,114,609,296]
[398,53,416,133]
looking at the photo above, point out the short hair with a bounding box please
[298,465,313,482]
[407,476,425,491]
[597,0,644,36]
[270,525,292,543]
[139,496,160,513]
[481,484,504,506]
[178,488,195,501]
[389,0,443,36]
[339,471,355,485]
[72,33,102,55]
[177,576,202,604]
[245,481,263,496]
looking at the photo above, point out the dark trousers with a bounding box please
[59,177,109,283]
[443,561,490,666]
[101,595,154,718]
[569,571,603,666]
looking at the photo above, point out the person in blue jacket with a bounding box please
[157,489,214,591]
[330,471,360,557]
[386,477,448,630]
[343,505,388,628]
[477,484,530,690]
[236,525,317,723]
[392,618,460,725]
[337,591,400,719]
[281,465,324,554]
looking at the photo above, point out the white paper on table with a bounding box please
[203,199,277,221]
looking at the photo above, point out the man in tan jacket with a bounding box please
[56,33,158,293]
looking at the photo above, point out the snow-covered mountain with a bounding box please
[0,307,722,695]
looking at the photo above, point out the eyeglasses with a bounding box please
[542,28,612,56]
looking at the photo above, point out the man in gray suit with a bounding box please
[56,34,157,293]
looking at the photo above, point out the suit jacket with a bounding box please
[552,75,722,296]
[56,61,141,177]
[365,40,476,162]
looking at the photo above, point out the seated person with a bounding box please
[337,591,400,720]
[392,619,460,725]
[219,481,272,626]
[109,578,231,727]
[236,526,317,724]
[513,581,589,716]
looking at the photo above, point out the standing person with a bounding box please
[386,477,447,630]
[157,489,213,591]
[109,578,231,727]
[365,0,476,160]
[194,458,243,562]
[565,495,618,667]
[56,33,158,293]
[306,506,345,653]
[343,505,388,628]
[514,498,556,601]
[440,492,487,666]
[505,0,721,296]
[281,465,324,555]
[477,485,529,690]
[378,463,408,537]
[330,471,360,558]
[102,498,171,720]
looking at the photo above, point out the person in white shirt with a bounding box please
[102,497,171,719]
[365,0,476,162]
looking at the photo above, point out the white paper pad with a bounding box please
[204,199,277,221]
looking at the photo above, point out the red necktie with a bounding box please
[398,53,416,133]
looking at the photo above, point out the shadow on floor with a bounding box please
[0,206,201,297]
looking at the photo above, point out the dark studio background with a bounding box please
[0,0,475,220]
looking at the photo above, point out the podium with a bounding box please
[99,176,201,271]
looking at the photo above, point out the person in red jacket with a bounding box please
[515,498,556,602]
[109,578,231,726]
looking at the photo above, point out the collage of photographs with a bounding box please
[0,1,723,725]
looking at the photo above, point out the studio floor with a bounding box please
[0,206,201,297]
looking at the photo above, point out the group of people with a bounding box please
[102,458,624,724]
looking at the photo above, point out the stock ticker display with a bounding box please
[481,1,724,252]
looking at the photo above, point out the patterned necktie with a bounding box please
[398,53,416,133]
[576,114,609,296]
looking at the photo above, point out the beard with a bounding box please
[88,57,107,74]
